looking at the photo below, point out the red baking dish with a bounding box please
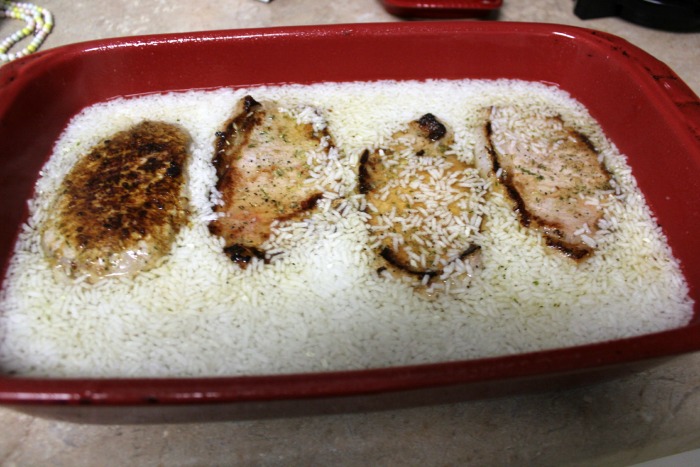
[379,0,502,18]
[0,21,698,424]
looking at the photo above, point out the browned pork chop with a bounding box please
[209,96,330,266]
[360,114,482,281]
[484,106,612,259]
[41,121,191,282]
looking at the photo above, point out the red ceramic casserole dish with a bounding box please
[0,21,698,424]
[379,0,503,18]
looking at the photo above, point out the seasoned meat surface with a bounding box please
[360,114,482,281]
[41,121,191,282]
[484,106,612,259]
[209,96,329,265]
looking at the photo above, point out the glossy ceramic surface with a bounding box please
[379,0,503,18]
[0,21,698,423]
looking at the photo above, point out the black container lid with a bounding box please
[574,0,700,31]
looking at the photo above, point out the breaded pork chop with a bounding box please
[360,114,483,281]
[41,121,191,282]
[209,96,330,266]
[484,106,612,259]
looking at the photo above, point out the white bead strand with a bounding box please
[0,1,54,63]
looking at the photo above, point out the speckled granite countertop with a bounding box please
[0,1,698,465]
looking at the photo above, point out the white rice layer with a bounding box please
[0,79,693,377]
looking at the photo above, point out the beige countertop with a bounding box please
[1,1,699,465]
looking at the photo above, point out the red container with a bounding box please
[0,21,698,424]
[379,0,503,18]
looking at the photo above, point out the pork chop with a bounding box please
[484,106,613,259]
[41,120,191,282]
[209,96,330,266]
[360,113,483,282]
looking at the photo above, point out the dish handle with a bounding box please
[588,28,700,148]
[642,50,700,146]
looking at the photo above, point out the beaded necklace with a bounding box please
[0,1,53,63]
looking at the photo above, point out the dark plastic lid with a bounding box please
[574,0,700,31]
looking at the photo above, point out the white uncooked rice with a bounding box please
[0,79,693,377]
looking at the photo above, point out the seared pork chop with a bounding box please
[41,121,191,282]
[209,96,330,266]
[484,106,613,259]
[360,114,483,282]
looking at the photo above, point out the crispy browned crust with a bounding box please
[43,120,190,279]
